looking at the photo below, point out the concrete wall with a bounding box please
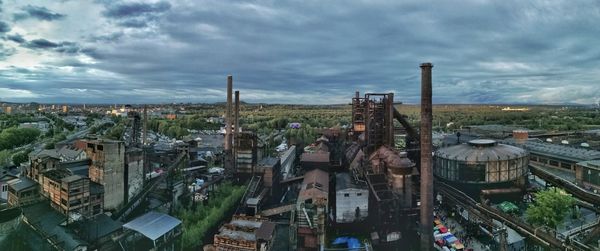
[126,151,144,201]
[335,188,368,223]
[87,141,125,210]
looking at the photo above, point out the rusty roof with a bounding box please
[255,222,276,241]
[299,169,329,202]
[300,152,330,163]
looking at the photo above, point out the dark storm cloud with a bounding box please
[100,1,171,28]
[0,21,10,33]
[5,33,25,43]
[87,32,124,43]
[102,1,171,18]
[2,0,600,104]
[23,38,58,49]
[13,5,65,21]
[23,38,88,55]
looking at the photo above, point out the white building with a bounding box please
[335,172,368,223]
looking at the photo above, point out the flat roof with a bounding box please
[259,157,279,167]
[504,138,600,162]
[123,211,181,241]
[335,172,366,191]
[300,152,330,163]
[9,176,38,192]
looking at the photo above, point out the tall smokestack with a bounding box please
[419,62,433,251]
[355,91,360,99]
[143,105,148,146]
[387,93,394,146]
[234,90,240,169]
[225,76,233,151]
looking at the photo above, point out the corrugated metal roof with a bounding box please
[9,176,38,192]
[436,139,527,162]
[255,222,276,241]
[299,169,329,202]
[123,211,181,241]
[503,138,600,162]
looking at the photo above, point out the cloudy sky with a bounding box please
[0,0,599,104]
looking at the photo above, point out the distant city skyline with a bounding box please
[1,0,600,105]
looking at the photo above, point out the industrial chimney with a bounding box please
[234,90,240,169]
[143,105,148,146]
[225,76,233,151]
[419,62,434,251]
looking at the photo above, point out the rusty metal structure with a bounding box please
[419,62,434,251]
[127,111,141,147]
[213,215,276,251]
[348,90,420,248]
[224,75,235,175]
[234,90,240,169]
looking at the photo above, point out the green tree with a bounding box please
[0,150,11,167]
[12,148,32,166]
[106,124,125,140]
[526,188,575,231]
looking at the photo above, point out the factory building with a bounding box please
[575,160,600,193]
[213,215,276,251]
[503,131,600,171]
[85,139,126,210]
[434,139,529,198]
[334,172,368,223]
[236,132,259,176]
[26,153,60,183]
[41,169,104,220]
[256,157,281,198]
[293,168,329,251]
[7,176,39,207]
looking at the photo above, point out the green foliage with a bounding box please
[526,188,575,230]
[44,113,75,131]
[105,124,125,140]
[0,127,41,150]
[12,148,32,166]
[0,150,11,167]
[44,142,55,150]
[147,116,218,139]
[177,182,246,250]
[396,105,600,132]
[285,126,317,145]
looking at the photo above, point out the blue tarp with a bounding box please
[332,237,361,249]
[443,235,458,243]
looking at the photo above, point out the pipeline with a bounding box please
[530,163,600,207]
[393,107,419,143]
[434,180,586,250]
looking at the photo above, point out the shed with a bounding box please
[123,211,182,247]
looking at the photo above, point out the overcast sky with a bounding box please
[1,0,599,104]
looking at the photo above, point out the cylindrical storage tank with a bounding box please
[434,139,528,185]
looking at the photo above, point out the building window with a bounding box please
[344,193,350,197]
[356,193,362,197]
[2,184,7,192]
